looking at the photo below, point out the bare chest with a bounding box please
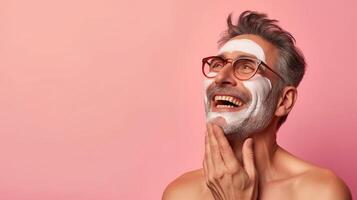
[196,181,297,200]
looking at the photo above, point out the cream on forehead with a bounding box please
[218,39,266,62]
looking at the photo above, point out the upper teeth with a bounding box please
[214,95,243,106]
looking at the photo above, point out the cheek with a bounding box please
[203,79,213,90]
[203,79,214,103]
[242,75,272,112]
[243,75,272,96]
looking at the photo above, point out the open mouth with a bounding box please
[211,94,246,112]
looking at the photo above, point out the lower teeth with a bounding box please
[216,105,237,108]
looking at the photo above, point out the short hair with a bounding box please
[218,10,306,126]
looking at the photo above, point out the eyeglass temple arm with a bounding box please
[260,62,286,83]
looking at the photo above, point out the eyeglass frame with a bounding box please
[202,55,286,82]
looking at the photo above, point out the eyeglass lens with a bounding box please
[203,57,259,80]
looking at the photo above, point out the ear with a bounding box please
[275,86,298,117]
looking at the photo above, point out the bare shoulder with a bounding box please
[272,148,352,200]
[162,169,206,200]
[294,167,352,200]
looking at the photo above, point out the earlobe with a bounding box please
[275,86,298,117]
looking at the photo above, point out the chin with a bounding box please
[221,115,274,140]
[222,123,250,139]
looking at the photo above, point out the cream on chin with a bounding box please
[203,38,272,135]
[206,74,272,134]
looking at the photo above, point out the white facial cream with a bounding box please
[206,74,271,124]
[204,38,272,134]
[218,39,266,62]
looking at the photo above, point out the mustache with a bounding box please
[206,85,250,103]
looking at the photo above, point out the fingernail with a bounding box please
[247,138,254,147]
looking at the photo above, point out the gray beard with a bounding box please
[205,87,279,139]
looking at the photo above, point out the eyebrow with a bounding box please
[217,53,258,60]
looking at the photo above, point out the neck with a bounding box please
[226,123,280,183]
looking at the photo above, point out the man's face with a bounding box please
[204,34,281,139]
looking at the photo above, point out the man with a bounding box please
[162,11,352,200]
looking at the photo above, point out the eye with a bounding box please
[209,58,224,72]
[235,59,257,75]
[242,64,255,71]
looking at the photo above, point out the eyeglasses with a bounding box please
[202,56,285,82]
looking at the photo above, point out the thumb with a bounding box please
[242,138,256,179]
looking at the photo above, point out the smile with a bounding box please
[211,94,247,112]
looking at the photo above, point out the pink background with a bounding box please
[0,0,356,199]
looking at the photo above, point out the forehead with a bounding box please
[218,34,277,63]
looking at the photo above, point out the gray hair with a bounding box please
[218,10,306,126]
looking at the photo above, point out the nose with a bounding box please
[214,63,237,86]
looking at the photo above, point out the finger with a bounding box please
[211,116,227,128]
[203,159,209,183]
[204,129,214,176]
[204,131,219,195]
[212,124,240,172]
[203,134,207,178]
[207,123,225,172]
[242,138,256,179]
[207,184,221,200]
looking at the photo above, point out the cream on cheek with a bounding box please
[205,75,272,126]
[241,75,272,117]
[204,38,272,127]
[203,75,214,105]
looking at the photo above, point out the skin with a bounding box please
[162,34,352,200]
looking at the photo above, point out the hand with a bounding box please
[203,122,258,200]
